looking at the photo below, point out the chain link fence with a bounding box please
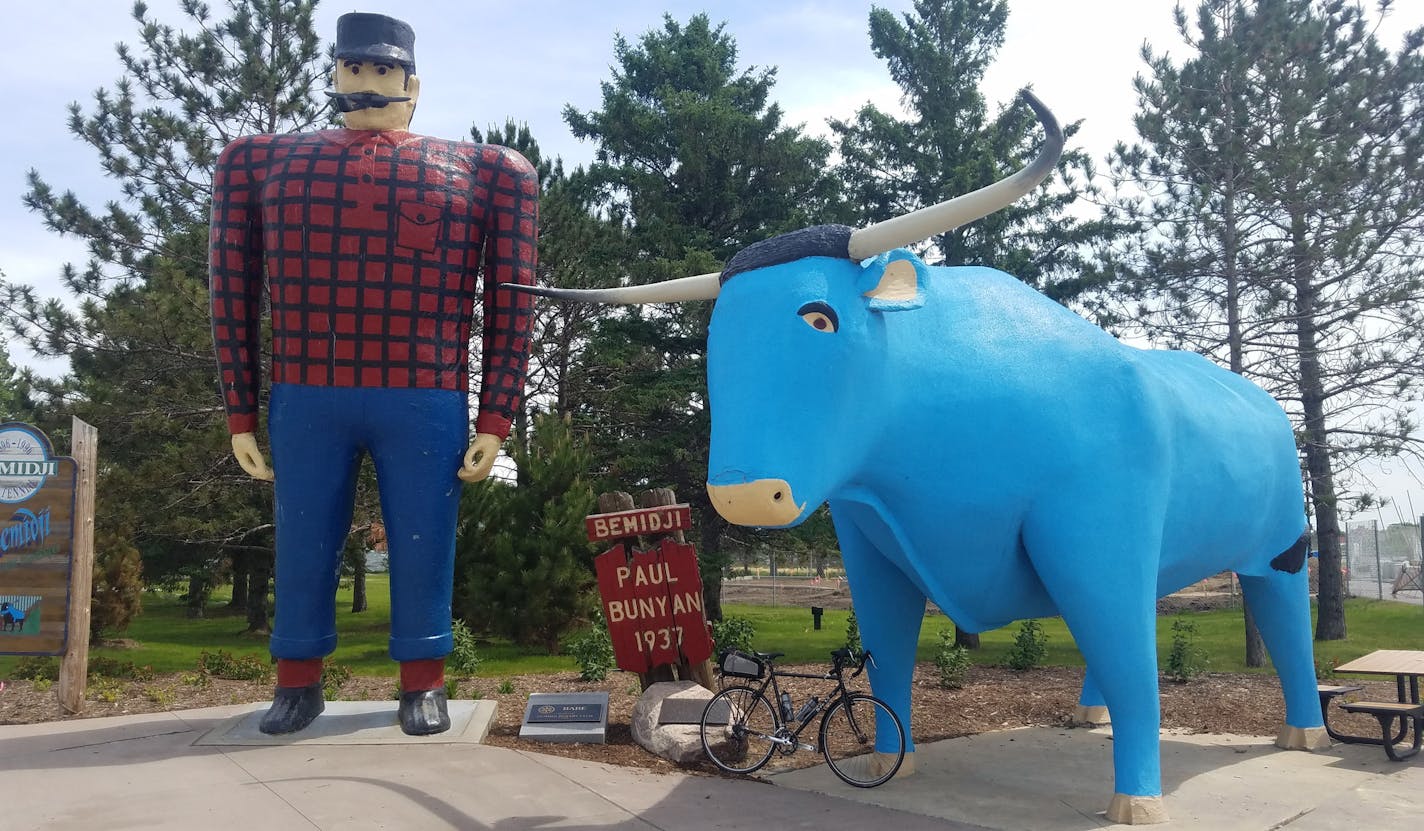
[1342,518,1423,603]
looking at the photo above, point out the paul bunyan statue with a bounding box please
[209,12,537,736]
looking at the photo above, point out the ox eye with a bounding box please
[797,302,838,333]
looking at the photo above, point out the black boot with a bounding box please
[398,688,451,736]
[258,683,325,735]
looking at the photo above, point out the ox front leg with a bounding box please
[832,508,924,777]
[1238,567,1329,751]
[1025,515,1168,824]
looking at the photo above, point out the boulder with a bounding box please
[631,680,716,764]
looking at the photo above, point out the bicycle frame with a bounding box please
[739,662,857,749]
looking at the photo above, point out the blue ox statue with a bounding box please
[521,92,1327,824]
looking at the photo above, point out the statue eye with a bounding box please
[797,301,838,333]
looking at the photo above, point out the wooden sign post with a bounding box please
[0,418,97,712]
[589,489,716,691]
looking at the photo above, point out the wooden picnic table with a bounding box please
[1324,649,1424,760]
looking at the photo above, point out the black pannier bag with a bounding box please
[719,649,765,679]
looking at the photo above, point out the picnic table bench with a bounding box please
[1321,650,1424,761]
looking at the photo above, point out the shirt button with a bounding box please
[362,174,372,183]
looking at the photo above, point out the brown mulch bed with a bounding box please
[1,662,1400,775]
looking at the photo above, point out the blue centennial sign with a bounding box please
[0,423,77,655]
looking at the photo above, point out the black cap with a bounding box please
[335,12,416,72]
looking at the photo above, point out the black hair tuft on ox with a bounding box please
[720,224,854,285]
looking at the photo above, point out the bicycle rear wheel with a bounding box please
[700,685,780,774]
[818,692,905,787]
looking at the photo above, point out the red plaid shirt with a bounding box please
[210,128,537,438]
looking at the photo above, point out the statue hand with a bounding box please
[231,432,274,482]
[459,433,502,483]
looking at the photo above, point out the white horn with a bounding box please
[847,90,1064,261]
[508,271,721,304]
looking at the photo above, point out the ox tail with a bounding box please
[1270,533,1309,574]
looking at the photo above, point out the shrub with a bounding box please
[143,685,176,707]
[1006,620,1048,671]
[11,656,59,681]
[1165,617,1209,683]
[179,671,211,689]
[197,650,273,682]
[448,618,483,676]
[845,608,862,655]
[497,679,516,695]
[321,661,353,698]
[711,615,756,654]
[453,413,598,653]
[89,676,124,703]
[935,629,971,689]
[566,611,615,682]
[89,657,155,681]
[444,678,460,700]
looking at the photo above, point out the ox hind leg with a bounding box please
[1073,668,1111,726]
[830,506,924,777]
[1238,538,1328,750]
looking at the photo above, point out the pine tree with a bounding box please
[1109,0,1424,640]
[830,0,1126,301]
[453,413,598,652]
[561,14,840,620]
[0,1,329,631]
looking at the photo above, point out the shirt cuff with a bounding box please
[474,412,511,441]
[228,412,258,434]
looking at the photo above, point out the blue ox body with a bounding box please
[704,247,1324,811]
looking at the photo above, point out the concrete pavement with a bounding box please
[0,703,1419,830]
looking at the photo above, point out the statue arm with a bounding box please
[211,137,266,444]
[472,148,539,443]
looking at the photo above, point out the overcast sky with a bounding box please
[3,0,1423,521]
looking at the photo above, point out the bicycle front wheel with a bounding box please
[700,685,780,774]
[819,693,905,787]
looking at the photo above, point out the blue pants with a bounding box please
[267,384,466,662]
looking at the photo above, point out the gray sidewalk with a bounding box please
[1,703,1420,830]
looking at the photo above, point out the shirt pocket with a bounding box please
[396,200,441,253]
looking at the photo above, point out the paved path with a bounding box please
[1,703,1420,829]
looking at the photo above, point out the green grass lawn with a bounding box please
[727,598,1424,676]
[3,579,1420,681]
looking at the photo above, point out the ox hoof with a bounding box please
[1105,794,1169,825]
[1275,725,1330,751]
[880,750,913,777]
[1071,705,1110,726]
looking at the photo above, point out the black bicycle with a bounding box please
[699,647,906,787]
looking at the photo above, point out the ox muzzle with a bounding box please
[706,478,804,527]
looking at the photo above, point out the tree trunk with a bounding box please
[227,549,249,611]
[245,549,273,635]
[699,514,727,623]
[954,625,980,650]
[1290,213,1346,640]
[185,574,207,619]
[1221,174,1267,668]
[351,554,368,613]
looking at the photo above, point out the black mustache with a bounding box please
[325,90,412,113]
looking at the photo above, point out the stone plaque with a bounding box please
[519,692,609,744]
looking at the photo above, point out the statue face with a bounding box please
[335,59,419,130]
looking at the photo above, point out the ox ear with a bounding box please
[859,251,927,312]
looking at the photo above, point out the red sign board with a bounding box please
[586,504,692,543]
[594,538,714,673]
